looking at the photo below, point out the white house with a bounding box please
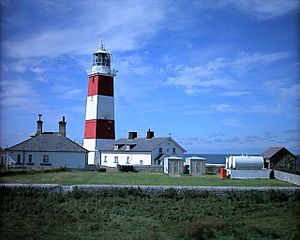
[5,115,88,169]
[100,130,186,167]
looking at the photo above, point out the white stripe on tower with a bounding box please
[83,44,116,165]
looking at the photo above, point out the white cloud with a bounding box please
[222,91,250,96]
[211,104,235,113]
[2,1,165,60]
[0,79,41,110]
[263,79,300,100]
[228,0,299,20]
[223,118,244,127]
[51,85,86,100]
[30,67,45,74]
[165,51,291,95]
[195,0,299,20]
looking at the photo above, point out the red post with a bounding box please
[220,168,227,179]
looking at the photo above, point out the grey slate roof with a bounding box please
[7,132,87,152]
[261,146,295,159]
[101,137,186,153]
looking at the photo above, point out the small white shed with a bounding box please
[185,156,206,176]
[164,156,184,176]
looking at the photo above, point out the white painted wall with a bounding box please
[227,169,270,179]
[84,139,114,151]
[101,152,152,167]
[6,151,87,169]
[85,95,114,120]
[151,139,185,164]
[87,151,101,165]
[84,139,114,165]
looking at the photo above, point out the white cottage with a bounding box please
[100,130,186,167]
[5,115,88,169]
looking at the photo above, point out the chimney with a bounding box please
[36,114,43,136]
[59,116,67,137]
[146,129,154,139]
[128,131,137,140]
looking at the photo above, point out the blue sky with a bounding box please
[1,0,299,154]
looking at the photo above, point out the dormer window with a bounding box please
[114,145,119,150]
[125,144,136,151]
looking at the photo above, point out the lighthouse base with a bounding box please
[83,138,115,165]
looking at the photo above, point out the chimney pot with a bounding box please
[59,116,67,137]
[146,129,154,139]
[128,131,137,140]
[36,114,43,136]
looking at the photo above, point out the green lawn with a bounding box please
[0,170,296,186]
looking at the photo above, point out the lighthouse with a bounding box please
[83,43,117,165]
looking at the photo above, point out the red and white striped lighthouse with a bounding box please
[83,43,117,164]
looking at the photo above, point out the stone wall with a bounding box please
[274,170,300,185]
[1,184,299,195]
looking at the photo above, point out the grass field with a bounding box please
[0,170,296,186]
[0,187,299,240]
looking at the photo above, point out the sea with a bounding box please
[184,154,228,164]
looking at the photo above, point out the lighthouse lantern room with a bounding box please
[83,43,116,165]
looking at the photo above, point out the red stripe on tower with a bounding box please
[88,75,114,97]
[83,42,117,165]
[84,119,115,139]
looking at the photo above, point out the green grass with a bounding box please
[0,188,299,240]
[0,170,296,186]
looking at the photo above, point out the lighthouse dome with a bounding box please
[89,43,115,76]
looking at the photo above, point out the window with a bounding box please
[114,156,118,163]
[159,148,162,153]
[126,157,130,164]
[172,148,176,154]
[126,145,130,151]
[114,145,118,150]
[28,155,32,163]
[140,160,143,165]
[167,149,169,153]
[43,155,49,164]
[17,154,21,164]
[104,156,107,163]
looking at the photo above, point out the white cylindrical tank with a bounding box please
[232,156,264,170]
